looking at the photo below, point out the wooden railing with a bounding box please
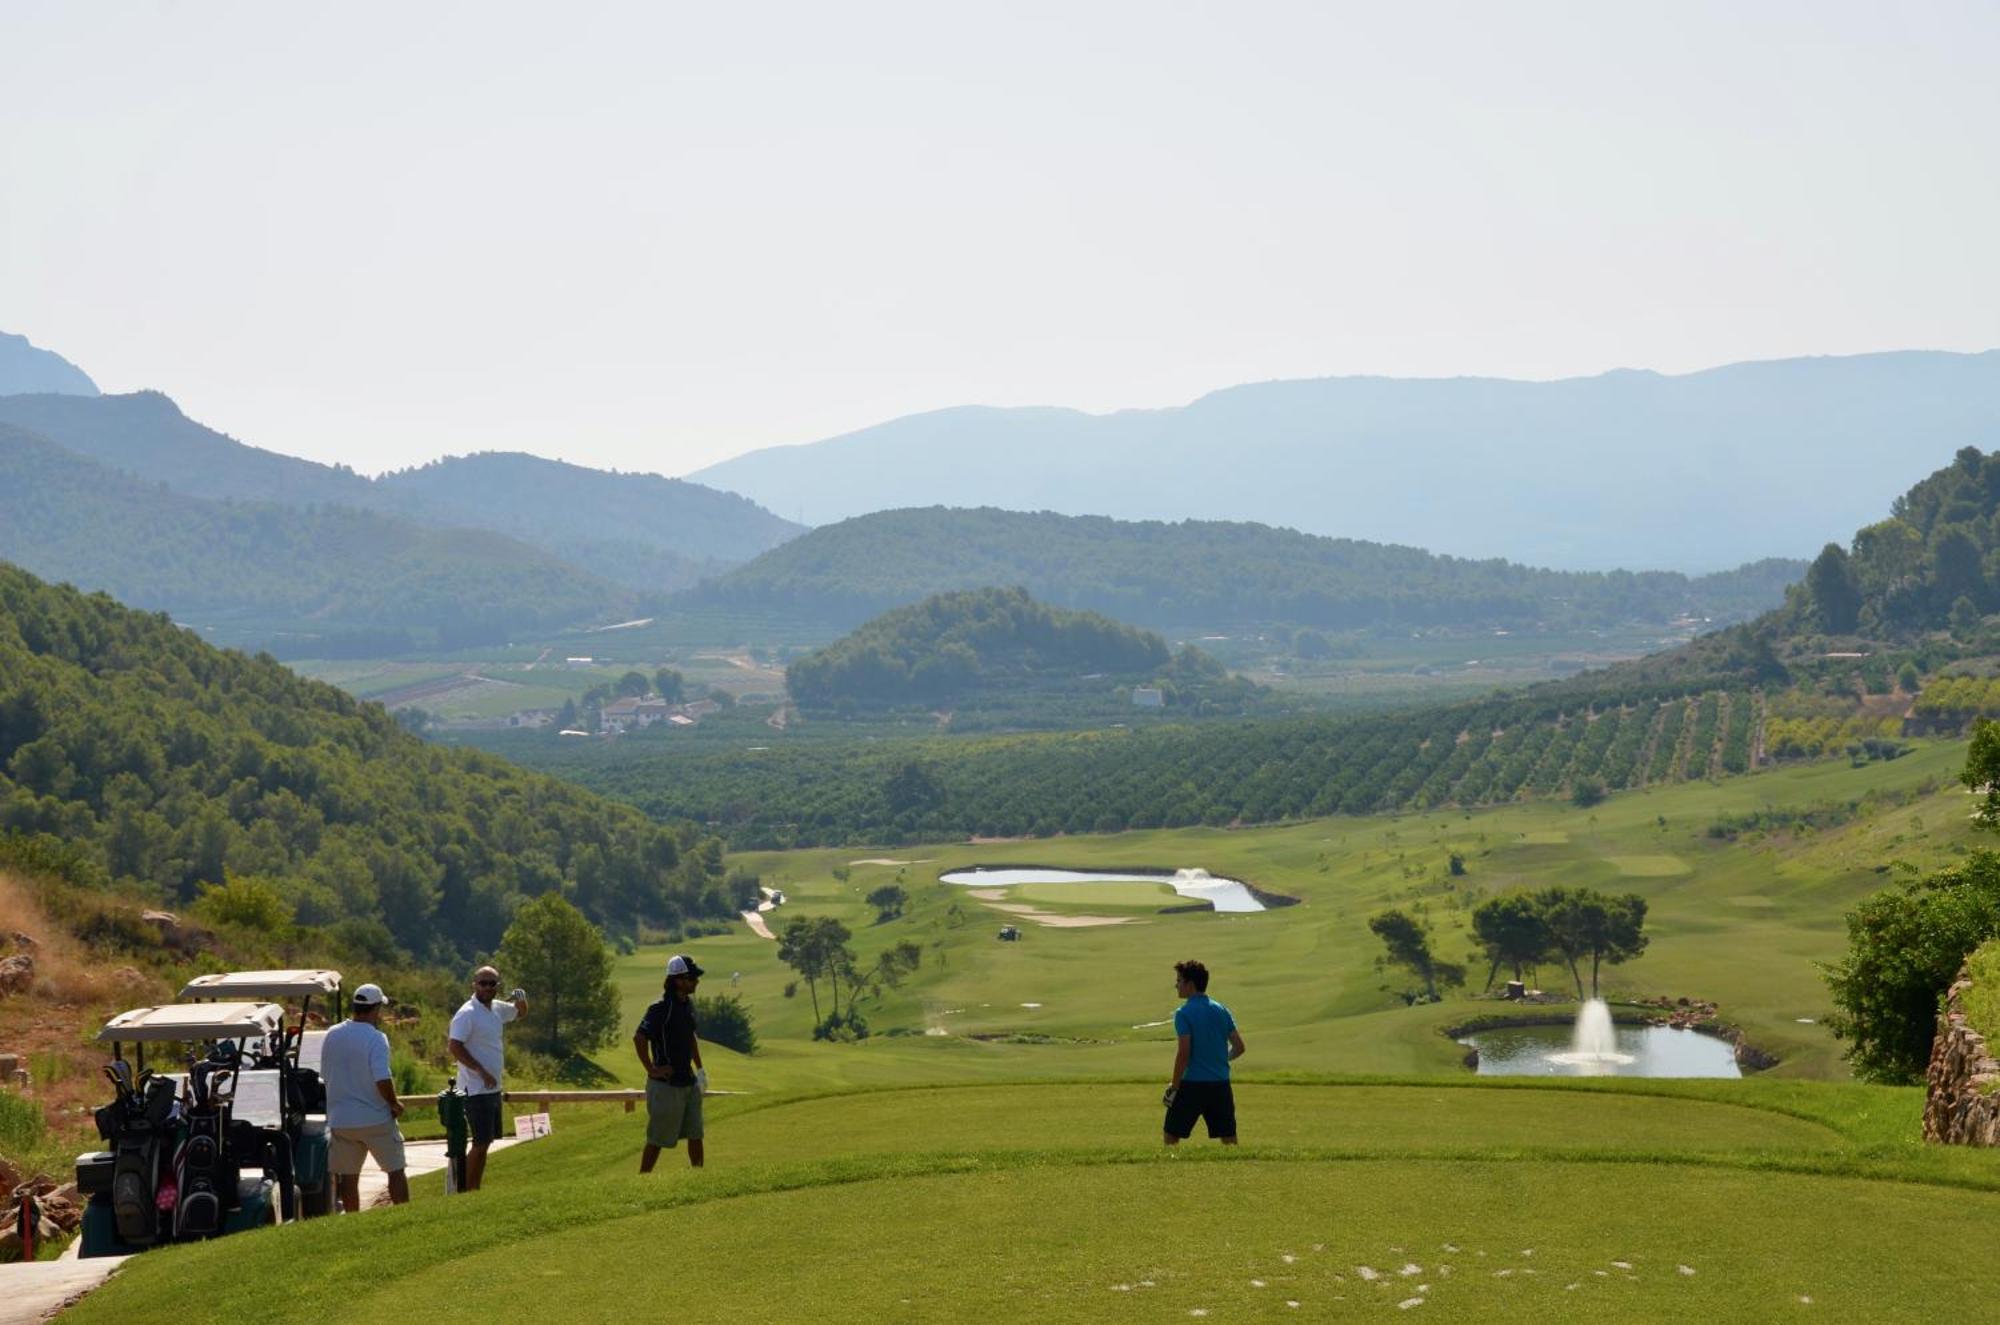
[397,1088,646,1112]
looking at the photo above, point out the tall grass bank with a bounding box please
[1925,940,2000,1145]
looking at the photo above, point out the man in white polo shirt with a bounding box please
[321,982,408,1210]
[447,964,528,1192]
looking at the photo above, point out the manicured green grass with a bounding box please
[66,743,2000,1321]
[64,1076,2000,1324]
[596,741,1975,1095]
[1006,880,1184,908]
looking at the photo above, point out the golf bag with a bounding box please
[173,1058,240,1238]
[96,1066,179,1247]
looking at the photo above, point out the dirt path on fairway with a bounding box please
[742,909,775,939]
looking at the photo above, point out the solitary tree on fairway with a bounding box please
[777,915,851,1022]
[866,883,908,921]
[1368,909,1464,1000]
[496,892,620,1057]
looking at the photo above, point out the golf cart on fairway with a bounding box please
[78,1002,295,1257]
[179,969,342,1218]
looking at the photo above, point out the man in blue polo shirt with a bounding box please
[1163,958,1245,1145]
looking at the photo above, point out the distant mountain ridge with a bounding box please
[0,331,99,397]
[695,505,1806,631]
[374,452,800,592]
[688,350,2000,573]
[0,423,627,642]
[0,391,803,610]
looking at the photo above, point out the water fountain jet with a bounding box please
[1544,998,1637,1073]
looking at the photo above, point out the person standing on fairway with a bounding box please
[635,954,706,1172]
[447,965,527,1191]
[1163,958,1244,1146]
[321,982,408,1210]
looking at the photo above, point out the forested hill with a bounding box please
[554,447,2000,847]
[374,452,801,592]
[1795,445,2000,640]
[696,506,1805,631]
[786,587,1253,715]
[0,562,744,961]
[0,424,629,644]
[0,391,800,595]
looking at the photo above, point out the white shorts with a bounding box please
[329,1121,407,1176]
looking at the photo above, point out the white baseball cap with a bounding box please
[352,983,389,1007]
[666,954,705,978]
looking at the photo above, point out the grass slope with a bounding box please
[67,1079,2000,1323]
[576,740,1973,1095]
[61,750,2000,1322]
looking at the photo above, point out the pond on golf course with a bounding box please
[1461,1023,1741,1078]
[938,866,1266,912]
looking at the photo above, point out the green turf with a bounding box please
[596,740,1975,1094]
[1005,880,1184,908]
[61,742,2000,1321]
[63,1075,2000,1324]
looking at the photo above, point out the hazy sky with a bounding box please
[4,2,1997,478]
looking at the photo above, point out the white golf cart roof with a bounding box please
[178,969,342,1001]
[98,1002,287,1043]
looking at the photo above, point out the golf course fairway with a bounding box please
[55,744,2000,1320]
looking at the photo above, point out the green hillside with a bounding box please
[0,562,739,961]
[785,586,1262,723]
[696,505,1805,630]
[0,424,627,643]
[61,749,2000,1323]
[525,447,2000,848]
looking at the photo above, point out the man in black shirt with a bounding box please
[635,953,706,1171]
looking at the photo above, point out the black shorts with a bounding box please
[465,1091,504,1145]
[1164,1080,1236,1140]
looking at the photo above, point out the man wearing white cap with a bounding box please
[321,982,408,1210]
[634,954,707,1172]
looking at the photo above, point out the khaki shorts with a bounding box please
[329,1121,407,1176]
[646,1078,704,1147]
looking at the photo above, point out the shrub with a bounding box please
[1823,851,2000,1082]
[695,993,758,1054]
[812,1009,869,1042]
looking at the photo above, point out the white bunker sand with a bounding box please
[940,866,1266,913]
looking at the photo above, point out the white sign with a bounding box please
[513,1112,552,1139]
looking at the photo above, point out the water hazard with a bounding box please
[937,866,1266,912]
[1463,1023,1741,1078]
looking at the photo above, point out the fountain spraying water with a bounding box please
[1544,998,1636,1073]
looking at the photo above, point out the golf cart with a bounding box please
[77,1002,294,1257]
[178,969,341,1218]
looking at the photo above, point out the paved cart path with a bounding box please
[0,1137,521,1323]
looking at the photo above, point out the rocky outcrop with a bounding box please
[1923,969,2000,1146]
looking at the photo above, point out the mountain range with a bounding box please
[689,350,2000,573]
[0,382,801,646]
